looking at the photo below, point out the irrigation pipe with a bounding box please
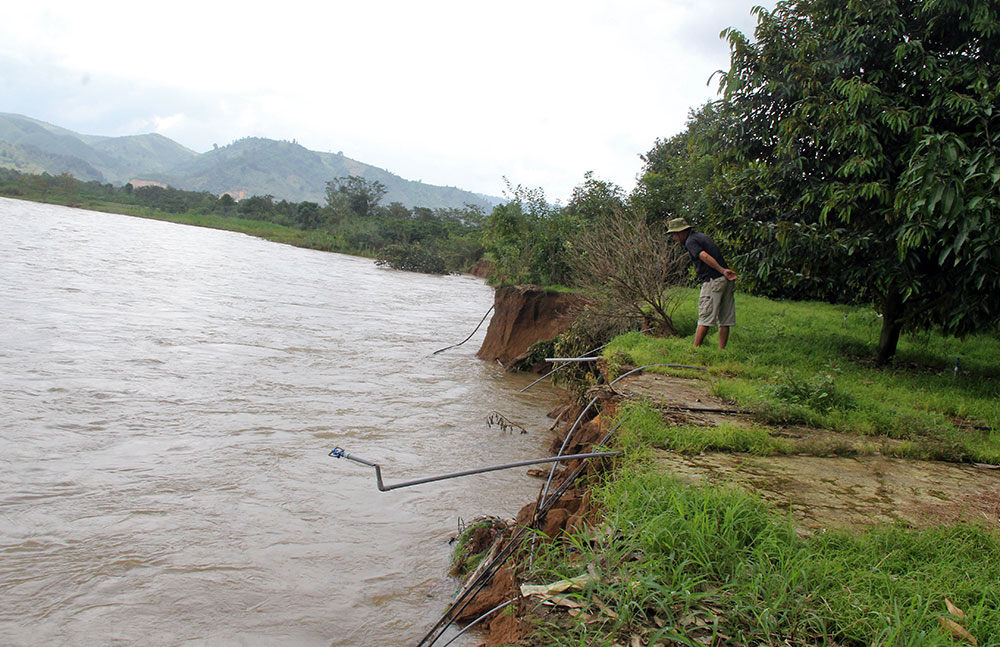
[664,405,753,415]
[432,305,494,355]
[416,423,622,646]
[517,336,623,394]
[537,363,683,515]
[519,328,711,393]
[329,448,619,492]
[437,597,520,647]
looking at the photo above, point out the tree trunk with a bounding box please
[876,289,905,367]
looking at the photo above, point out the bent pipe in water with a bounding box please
[327,447,620,492]
[416,421,623,647]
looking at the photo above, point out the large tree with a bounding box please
[716,0,1000,364]
[632,103,723,226]
[325,176,387,219]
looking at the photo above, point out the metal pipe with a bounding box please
[543,357,599,362]
[518,334,631,394]
[328,448,619,492]
[538,363,678,510]
[437,597,520,647]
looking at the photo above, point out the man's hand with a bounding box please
[697,250,737,281]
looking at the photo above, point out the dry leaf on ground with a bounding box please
[938,617,978,645]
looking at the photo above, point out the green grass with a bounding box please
[518,285,1000,646]
[604,289,1000,464]
[614,400,792,457]
[523,452,1000,646]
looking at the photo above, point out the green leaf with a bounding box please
[928,184,945,213]
[942,186,955,215]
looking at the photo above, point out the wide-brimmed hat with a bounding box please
[666,217,692,233]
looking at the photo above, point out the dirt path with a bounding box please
[615,373,1000,533]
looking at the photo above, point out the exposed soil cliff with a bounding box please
[476,285,583,369]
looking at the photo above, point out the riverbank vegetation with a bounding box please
[507,289,999,645]
[499,2,1000,644]
[501,285,999,644]
[0,168,484,274]
[524,454,1000,646]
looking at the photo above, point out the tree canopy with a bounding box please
[713,0,1000,364]
[325,176,388,219]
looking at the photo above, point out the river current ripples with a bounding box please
[0,197,562,646]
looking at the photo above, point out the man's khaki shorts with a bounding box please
[698,276,736,327]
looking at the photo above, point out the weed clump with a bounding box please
[766,367,856,413]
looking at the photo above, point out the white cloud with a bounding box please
[0,0,775,201]
[150,113,186,135]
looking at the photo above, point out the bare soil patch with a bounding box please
[616,373,1000,533]
[654,450,1000,533]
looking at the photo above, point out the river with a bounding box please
[0,197,562,646]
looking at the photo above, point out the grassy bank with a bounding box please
[507,291,1000,646]
[604,289,1000,464]
[524,450,1000,645]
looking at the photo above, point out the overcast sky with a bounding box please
[0,1,774,202]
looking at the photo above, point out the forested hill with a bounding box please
[0,113,499,210]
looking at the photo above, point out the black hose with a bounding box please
[432,305,494,355]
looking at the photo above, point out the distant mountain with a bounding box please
[0,113,501,210]
[0,113,198,183]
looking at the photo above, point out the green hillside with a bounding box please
[0,113,113,179]
[90,133,199,180]
[149,137,498,210]
[0,113,499,210]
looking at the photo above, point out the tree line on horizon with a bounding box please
[0,167,488,275]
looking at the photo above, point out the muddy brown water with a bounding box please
[0,198,563,647]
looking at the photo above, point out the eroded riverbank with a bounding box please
[443,291,999,645]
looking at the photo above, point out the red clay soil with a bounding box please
[454,413,612,645]
[476,286,583,369]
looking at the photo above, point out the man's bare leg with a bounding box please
[718,326,730,349]
[694,325,710,347]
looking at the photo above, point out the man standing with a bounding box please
[666,218,737,348]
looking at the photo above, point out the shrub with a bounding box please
[374,243,448,274]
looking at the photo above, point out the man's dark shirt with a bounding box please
[684,231,729,282]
